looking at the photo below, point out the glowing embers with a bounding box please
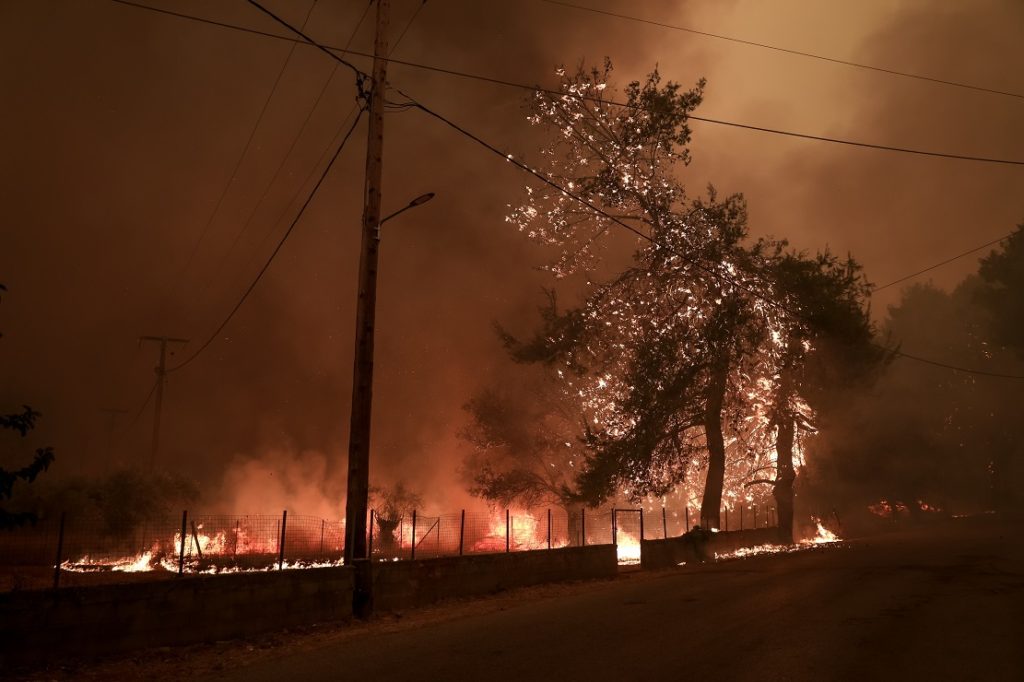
[868,499,943,518]
[713,519,842,561]
[714,544,805,560]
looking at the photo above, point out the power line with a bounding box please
[105,0,1024,166]
[406,94,1024,379]
[168,107,367,373]
[186,0,430,356]
[394,0,428,48]
[535,0,1024,101]
[199,0,428,329]
[175,0,320,280]
[872,232,1014,292]
[191,0,375,304]
[113,1,1024,379]
[240,9,1024,381]
[111,378,159,451]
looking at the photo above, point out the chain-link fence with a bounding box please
[1,503,776,591]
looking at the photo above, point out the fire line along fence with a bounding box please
[0,504,778,592]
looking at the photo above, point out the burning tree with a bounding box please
[460,350,589,542]
[507,62,780,526]
[370,482,421,555]
[504,61,883,537]
[751,246,883,541]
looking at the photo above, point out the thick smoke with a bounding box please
[1,0,1020,519]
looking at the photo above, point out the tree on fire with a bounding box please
[752,245,885,541]
[503,61,885,538]
[370,482,422,555]
[506,62,780,528]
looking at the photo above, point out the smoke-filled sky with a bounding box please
[1,0,1021,514]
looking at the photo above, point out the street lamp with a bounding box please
[344,190,436,584]
[380,192,436,226]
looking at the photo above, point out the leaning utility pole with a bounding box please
[139,335,188,470]
[344,0,389,574]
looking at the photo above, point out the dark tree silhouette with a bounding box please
[1,284,56,528]
[370,482,422,555]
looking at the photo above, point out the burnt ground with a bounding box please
[12,515,1023,681]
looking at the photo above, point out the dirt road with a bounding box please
[18,516,1024,681]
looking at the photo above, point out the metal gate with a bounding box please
[612,508,643,565]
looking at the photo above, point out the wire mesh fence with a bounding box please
[0,503,777,591]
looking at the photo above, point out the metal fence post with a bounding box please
[52,512,66,590]
[278,510,287,570]
[411,510,417,561]
[459,510,465,556]
[685,507,690,532]
[581,508,586,546]
[612,509,617,546]
[547,508,552,550]
[367,510,374,561]
[505,509,510,553]
[320,518,325,557]
[662,506,668,539]
[178,510,187,575]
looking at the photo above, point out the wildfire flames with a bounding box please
[61,525,332,575]
[807,519,840,544]
[616,530,641,565]
[714,518,841,561]
[60,515,840,575]
[868,499,943,518]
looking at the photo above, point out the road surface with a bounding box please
[19,516,1024,681]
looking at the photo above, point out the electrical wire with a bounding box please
[110,378,160,448]
[105,0,1024,166]
[208,0,428,307]
[191,0,374,303]
[872,232,1014,292]
[535,0,1024,101]
[406,95,1024,379]
[168,107,367,373]
[165,0,431,373]
[240,6,1024,380]
[175,0,320,281]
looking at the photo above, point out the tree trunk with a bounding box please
[773,351,798,544]
[566,504,585,546]
[377,517,400,556]
[700,362,729,529]
[774,415,796,544]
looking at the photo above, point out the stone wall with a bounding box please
[640,528,780,570]
[0,566,354,667]
[371,545,618,612]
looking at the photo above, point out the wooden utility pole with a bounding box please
[139,335,188,470]
[344,0,389,570]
